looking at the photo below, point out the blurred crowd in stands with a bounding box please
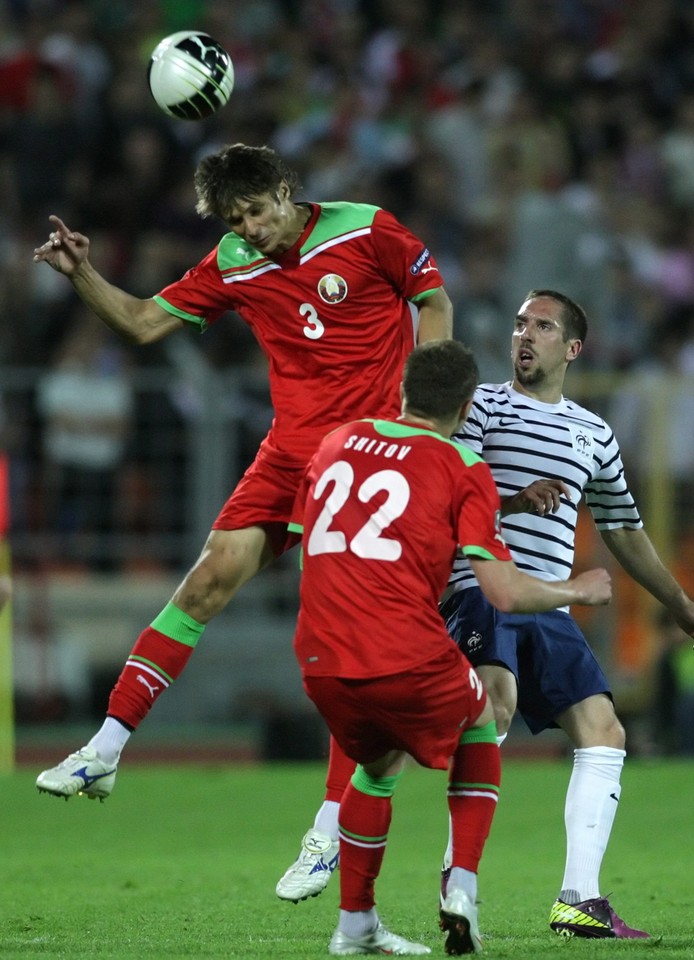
[2,0,694,571]
[3,0,694,370]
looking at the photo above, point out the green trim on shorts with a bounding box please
[460,720,498,745]
[150,602,206,647]
[351,765,403,798]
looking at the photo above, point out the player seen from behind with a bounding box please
[290,339,612,955]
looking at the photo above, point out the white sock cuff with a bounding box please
[574,746,626,763]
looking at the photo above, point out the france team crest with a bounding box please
[568,423,595,462]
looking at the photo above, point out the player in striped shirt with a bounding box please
[32,144,453,800]
[440,289,694,939]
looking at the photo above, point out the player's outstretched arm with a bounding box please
[601,526,694,636]
[415,286,453,343]
[471,557,612,614]
[33,215,184,345]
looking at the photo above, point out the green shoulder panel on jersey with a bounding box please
[301,202,380,255]
[215,203,380,271]
[370,420,484,466]
[217,234,275,274]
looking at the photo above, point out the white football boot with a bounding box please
[275,828,339,902]
[36,746,117,801]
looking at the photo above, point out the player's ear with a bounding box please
[566,338,582,363]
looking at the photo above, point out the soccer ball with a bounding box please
[147,31,234,120]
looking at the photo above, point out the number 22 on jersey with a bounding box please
[307,460,409,561]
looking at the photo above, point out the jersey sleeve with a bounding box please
[153,247,232,330]
[456,459,511,561]
[370,208,445,302]
[584,421,643,531]
[452,391,486,454]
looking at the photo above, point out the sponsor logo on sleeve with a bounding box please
[410,247,438,276]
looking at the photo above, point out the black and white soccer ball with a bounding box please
[147,31,234,120]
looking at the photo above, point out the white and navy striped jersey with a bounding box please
[449,382,642,608]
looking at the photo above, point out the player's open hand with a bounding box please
[33,215,89,276]
[573,567,612,606]
[503,478,572,517]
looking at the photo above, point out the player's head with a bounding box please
[194,143,301,221]
[513,290,586,392]
[402,339,478,428]
[523,289,588,343]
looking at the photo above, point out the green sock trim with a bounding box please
[449,781,500,794]
[351,765,403,798]
[459,720,498,745]
[128,655,174,684]
[150,602,205,648]
[339,824,389,844]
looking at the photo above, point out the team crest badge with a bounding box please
[317,274,348,303]
[568,423,595,462]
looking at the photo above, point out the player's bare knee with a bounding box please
[174,549,248,620]
[491,698,514,735]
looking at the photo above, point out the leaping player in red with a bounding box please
[33,143,453,800]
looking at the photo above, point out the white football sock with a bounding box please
[87,717,131,765]
[447,866,477,904]
[560,746,625,903]
[339,907,378,938]
[313,799,340,839]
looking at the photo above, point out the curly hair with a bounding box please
[194,143,301,220]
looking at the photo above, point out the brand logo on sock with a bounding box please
[609,792,619,802]
[137,674,160,698]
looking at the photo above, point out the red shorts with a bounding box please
[303,645,488,770]
[212,445,305,556]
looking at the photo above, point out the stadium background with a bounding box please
[1,0,694,765]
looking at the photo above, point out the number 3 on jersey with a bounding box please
[307,460,410,561]
[300,302,325,340]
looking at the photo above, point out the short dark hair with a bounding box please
[524,288,588,343]
[403,340,478,421]
[194,143,301,220]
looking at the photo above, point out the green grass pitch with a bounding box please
[1,757,692,958]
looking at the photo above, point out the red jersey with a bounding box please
[154,202,443,463]
[290,418,511,678]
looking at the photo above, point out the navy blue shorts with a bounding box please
[440,587,612,734]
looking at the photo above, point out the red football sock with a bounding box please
[107,601,205,728]
[338,781,392,911]
[325,735,357,803]
[448,740,501,872]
